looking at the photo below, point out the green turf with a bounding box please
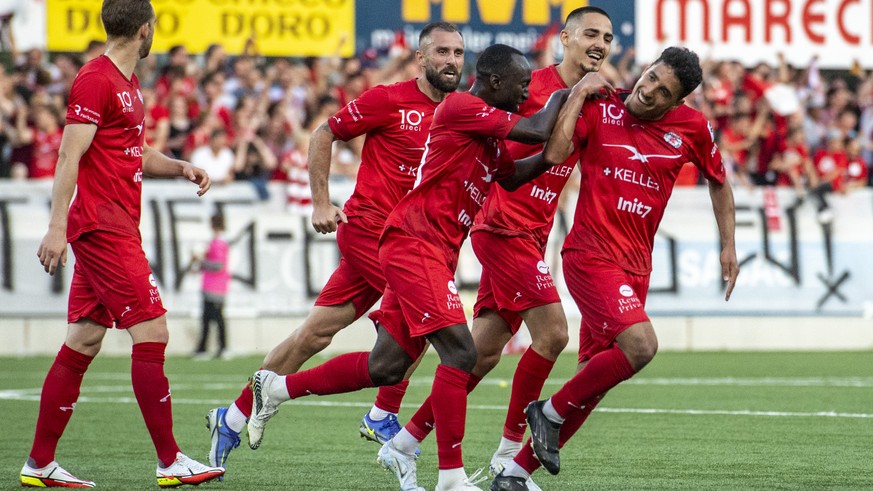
[3,351,872,490]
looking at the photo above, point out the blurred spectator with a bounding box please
[83,40,105,63]
[143,87,169,153]
[191,128,234,184]
[165,94,193,159]
[12,103,61,179]
[233,128,277,201]
[192,212,230,360]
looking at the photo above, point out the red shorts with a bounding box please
[374,227,467,354]
[68,231,167,329]
[471,230,561,334]
[562,249,650,364]
[314,218,385,319]
[369,287,429,360]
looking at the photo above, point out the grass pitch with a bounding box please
[2,351,872,490]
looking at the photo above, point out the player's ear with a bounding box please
[489,73,501,90]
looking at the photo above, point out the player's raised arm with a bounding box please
[37,123,96,275]
[544,72,612,165]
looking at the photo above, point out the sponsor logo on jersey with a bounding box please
[604,144,682,164]
[536,261,549,274]
[530,184,557,204]
[599,102,625,126]
[617,196,653,218]
[603,167,660,190]
[447,280,458,295]
[399,109,425,131]
[124,146,143,157]
[664,131,683,148]
[116,90,136,114]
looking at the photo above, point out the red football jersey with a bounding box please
[30,128,62,179]
[564,90,725,274]
[327,79,441,227]
[474,65,577,246]
[65,55,146,242]
[385,91,522,257]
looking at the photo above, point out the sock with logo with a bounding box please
[503,348,555,442]
[28,344,94,468]
[405,372,481,442]
[284,352,374,399]
[131,342,180,467]
[431,365,471,470]
[549,345,635,419]
[373,379,408,414]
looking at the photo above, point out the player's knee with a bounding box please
[625,337,658,371]
[367,356,408,386]
[442,343,477,372]
[532,328,568,360]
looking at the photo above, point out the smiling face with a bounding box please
[419,29,465,94]
[561,11,613,75]
[625,62,685,121]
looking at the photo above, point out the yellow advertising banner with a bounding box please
[46,0,355,57]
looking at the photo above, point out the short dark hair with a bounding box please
[419,22,461,47]
[475,44,525,82]
[565,6,610,27]
[101,0,154,38]
[654,47,703,100]
[210,213,225,231]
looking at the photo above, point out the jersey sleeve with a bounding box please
[327,85,392,142]
[445,95,522,139]
[691,118,726,184]
[66,71,109,126]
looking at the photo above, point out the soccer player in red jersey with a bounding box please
[491,47,740,490]
[204,22,466,470]
[380,7,613,490]
[247,44,600,491]
[20,0,224,488]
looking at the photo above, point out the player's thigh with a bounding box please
[70,231,167,329]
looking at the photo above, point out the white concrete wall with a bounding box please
[2,315,871,357]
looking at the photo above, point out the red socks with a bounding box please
[234,382,254,419]
[284,352,374,399]
[374,380,409,413]
[406,372,481,442]
[131,342,181,467]
[550,345,635,419]
[503,348,555,442]
[431,365,473,469]
[28,345,94,468]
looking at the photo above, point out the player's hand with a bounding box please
[183,164,211,196]
[721,247,739,301]
[37,227,67,276]
[311,203,347,234]
[572,72,614,99]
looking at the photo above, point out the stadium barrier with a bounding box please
[1,180,871,355]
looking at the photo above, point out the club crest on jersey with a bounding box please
[664,132,682,148]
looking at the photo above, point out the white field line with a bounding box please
[1,377,871,419]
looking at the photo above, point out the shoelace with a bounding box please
[465,467,488,486]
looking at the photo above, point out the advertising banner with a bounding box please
[45,0,355,57]
[1,181,871,318]
[636,0,873,69]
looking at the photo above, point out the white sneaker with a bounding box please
[489,448,540,490]
[20,461,95,488]
[248,369,282,450]
[434,468,487,490]
[377,441,424,491]
[156,452,224,488]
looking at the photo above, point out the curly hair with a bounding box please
[654,47,703,100]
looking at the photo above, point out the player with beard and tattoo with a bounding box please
[203,22,466,474]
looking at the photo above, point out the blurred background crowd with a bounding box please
[1,27,872,215]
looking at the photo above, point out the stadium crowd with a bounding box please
[1,33,872,208]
